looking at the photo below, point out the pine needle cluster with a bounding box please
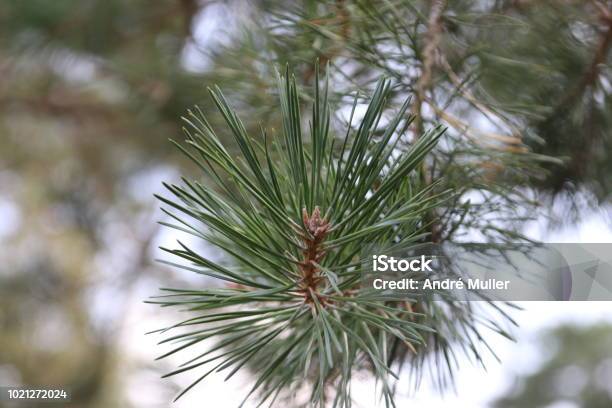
[150,67,514,407]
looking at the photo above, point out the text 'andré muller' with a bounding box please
[371,255,510,291]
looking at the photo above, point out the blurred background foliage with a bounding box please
[494,324,612,408]
[0,0,610,407]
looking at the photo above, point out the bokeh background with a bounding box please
[1,1,611,407]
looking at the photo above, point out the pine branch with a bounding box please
[552,4,612,114]
[150,67,493,407]
[412,0,446,137]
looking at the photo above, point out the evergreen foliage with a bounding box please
[151,67,516,407]
[198,0,610,210]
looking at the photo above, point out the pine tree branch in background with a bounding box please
[553,3,612,114]
[412,0,446,138]
[412,0,446,244]
[303,0,351,83]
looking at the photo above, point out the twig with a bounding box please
[412,0,446,243]
[412,0,446,137]
[304,0,351,82]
